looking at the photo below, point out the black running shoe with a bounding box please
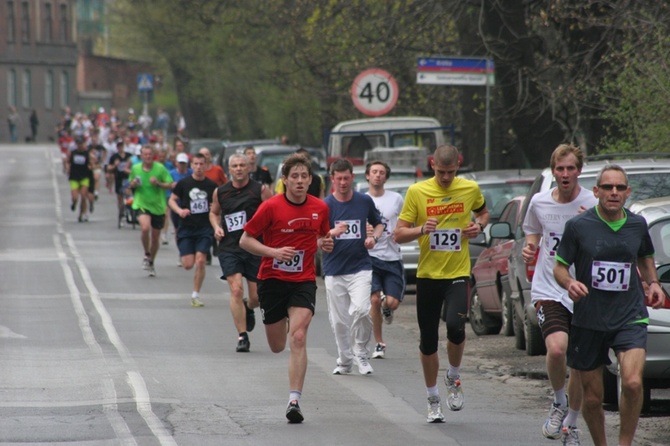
[286,400,304,423]
[236,335,250,353]
[244,299,256,332]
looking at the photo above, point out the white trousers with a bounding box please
[325,270,373,365]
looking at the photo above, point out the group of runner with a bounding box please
[62,137,665,445]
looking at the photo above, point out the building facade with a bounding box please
[0,0,78,142]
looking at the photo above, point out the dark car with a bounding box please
[470,196,526,336]
[507,156,670,356]
[216,139,281,174]
[186,138,225,158]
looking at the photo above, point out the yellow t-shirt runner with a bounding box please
[399,176,485,280]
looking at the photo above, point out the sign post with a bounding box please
[416,57,495,170]
[351,68,399,117]
[137,73,154,116]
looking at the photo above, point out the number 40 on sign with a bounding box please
[351,68,399,117]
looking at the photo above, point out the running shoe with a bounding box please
[148,264,156,277]
[332,360,352,375]
[560,426,581,446]
[372,343,386,359]
[142,256,151,270]
[444,374,464,411]
[236,335,250,353]
[71,201,76,211]
[191,297,204,307]
[81,214,89,222]
[543,402,568,439]
[354,355,374,375]
[426,395,445,423]
[285,400,304,423]
[381,294,394,324]
[244,298,256,332]
[161,233,168,245]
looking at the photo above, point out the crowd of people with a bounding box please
[57,117,664,445]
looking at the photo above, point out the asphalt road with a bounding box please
[0,143,668,445]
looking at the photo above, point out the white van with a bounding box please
[327,116,452,170]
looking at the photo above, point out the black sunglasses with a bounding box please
[598,184,628,191]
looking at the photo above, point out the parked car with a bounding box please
[601,196,670,412]
[508,156,670,356]
[470,196,526,336]
[216,139,281,174]
[186,138,225,158]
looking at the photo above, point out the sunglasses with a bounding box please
[598,184,628,191]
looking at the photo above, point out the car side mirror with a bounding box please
[657,264,670,283]
[490,222,514,239]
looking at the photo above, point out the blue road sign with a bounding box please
[417,57,494,73]
[137,73,154,92]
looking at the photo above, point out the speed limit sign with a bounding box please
[351,68,399,116]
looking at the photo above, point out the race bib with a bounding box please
[591,260,632,291]
[272,250,305,272]
[429,229,461,251]
[189,198,209,214]
[335,219,361,240]
[225,211,246,232]
[545,232,562,257]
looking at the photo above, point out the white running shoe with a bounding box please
[332,361,353,375]
[354,355,373,375]
[543,403,568,439]
[426,395,445,423]
[560,425,581,446]
[372,343,386,359]
[445,374,464,411]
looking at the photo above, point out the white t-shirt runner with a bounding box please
[523,186,597,311]
[367,190,404,262]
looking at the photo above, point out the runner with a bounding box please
[209,153,272,352]
[65,135,93,222]
[239,153,342,423]
[168,153,218,307]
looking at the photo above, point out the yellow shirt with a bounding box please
[399,176,485,279]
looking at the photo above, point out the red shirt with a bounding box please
[244,194,330,282]
[204,165,228,186]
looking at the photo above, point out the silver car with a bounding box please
[601,196,670,412]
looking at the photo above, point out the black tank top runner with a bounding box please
[216,179,264,252]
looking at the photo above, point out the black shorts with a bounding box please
[535,300,572,338]
[258,279,316,325]
[567,323,647,371]
[176,225,213,256]
[137,209,166,230]
[218,250,260,282]
[416,277,469,355]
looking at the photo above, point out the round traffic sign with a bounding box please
[351,68,398,116]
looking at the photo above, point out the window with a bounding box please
[60,71,69,107]
[45,71,54,109]
[22,69,31,107]
[7,70,17,106]
[59,4,68,42]
[7,1,15,42]
[44,3,52,42]
[20,1,29,43]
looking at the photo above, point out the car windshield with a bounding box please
[480,182,534,221]
[553,172,670,203]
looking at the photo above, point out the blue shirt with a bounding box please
[323,191,383,276]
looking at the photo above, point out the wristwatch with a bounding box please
[372,235,379,243]
[477,222,485,232]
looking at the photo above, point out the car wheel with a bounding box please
[501,289,514,337]
[469,287,502,336]
[524,304,546,356]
